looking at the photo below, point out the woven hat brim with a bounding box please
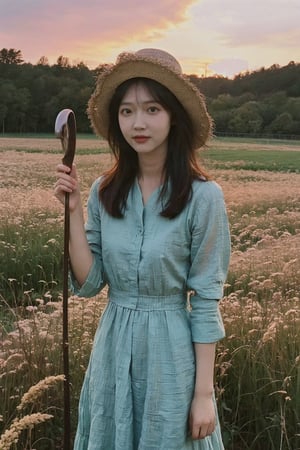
[88,57,212,149]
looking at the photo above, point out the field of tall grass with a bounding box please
[0,136,299,449]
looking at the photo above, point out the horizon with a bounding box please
[2,48,298,80]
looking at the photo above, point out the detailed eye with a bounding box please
[119,108,132,116]
[148,105,160,113]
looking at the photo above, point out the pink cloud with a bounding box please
[0,0,197,64]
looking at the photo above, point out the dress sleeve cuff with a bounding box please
[189,295,225,343]
[69,256,105,298]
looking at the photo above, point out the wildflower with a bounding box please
[25,305,37,313]
[46,238,57,244]
[283,259,298,272]
[35,298,44,305]
[4,353,24,369]
[0,413,53,450]
[261,321,278,343]
[283,376,291,388]
[262,279,274,289]
[23,290,34,296]
[248,329,258,335]
[38,331,48,339]
[270,272,284,279]
[17,375,65,411]
[269,390,287,397]
[248,280,260,289]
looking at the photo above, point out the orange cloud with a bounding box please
[0,0,198,65]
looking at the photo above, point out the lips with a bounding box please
[133,136,150,144]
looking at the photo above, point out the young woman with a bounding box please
[54,48,231,450]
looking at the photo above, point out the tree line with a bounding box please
[1,48,300,137]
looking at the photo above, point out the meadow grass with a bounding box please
[0,215,63,309]
[203,148,300,173]
[213,136,300,147]
[0,136,299,449]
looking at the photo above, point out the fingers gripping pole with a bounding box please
[55,109,76,450]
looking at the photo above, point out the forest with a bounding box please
[1,48,300,137]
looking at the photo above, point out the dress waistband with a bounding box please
[108,288,186,311]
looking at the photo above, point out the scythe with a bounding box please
[55,109,76,450]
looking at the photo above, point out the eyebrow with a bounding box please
[119,100,160,106]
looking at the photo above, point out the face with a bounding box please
[118,82,171,159]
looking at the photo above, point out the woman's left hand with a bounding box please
[189,394,216,440]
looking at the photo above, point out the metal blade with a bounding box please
[55,109,76,169]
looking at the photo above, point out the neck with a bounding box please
[137,153,165,183]
[137,154,166,205]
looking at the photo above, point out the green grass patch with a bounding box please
[0,215,64,306]
[204,148,300,172]
[13,146,109,155]
[214,136,300,147]
[1,132,98,139]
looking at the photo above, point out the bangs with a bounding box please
[115,77,177,111]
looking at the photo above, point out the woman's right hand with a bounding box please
[54,163,81,212]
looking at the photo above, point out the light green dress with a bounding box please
[72,177,231,450]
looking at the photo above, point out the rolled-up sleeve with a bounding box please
[187,182,231,343]
[189,295,225,342]
[70,178,106,297]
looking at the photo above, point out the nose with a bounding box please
[133,111,146,130]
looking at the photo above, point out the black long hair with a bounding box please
[99,77,209,218]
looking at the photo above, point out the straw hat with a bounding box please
[88,48,212,149]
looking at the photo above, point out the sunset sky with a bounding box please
[1,0,299,78]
